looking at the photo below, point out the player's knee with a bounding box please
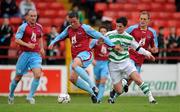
[15,75,22,82]
[72,58,82,70]
[115,89,122,94]
[134,80,143,86]
[128,78,133,85]
[100,78,107,84]
[72,63,78,70]
[34,71,42,79]
[70,77,77,84]
[70,75,78,84]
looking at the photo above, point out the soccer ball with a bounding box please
[57,93,71,103]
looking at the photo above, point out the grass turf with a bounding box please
[0,95,180,112]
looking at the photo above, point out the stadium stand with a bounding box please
[95,0,180,35]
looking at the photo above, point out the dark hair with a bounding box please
[116,17,128,27]
[99,25,108,32]
[68,11,79,19]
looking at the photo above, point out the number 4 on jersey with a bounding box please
[31,32,37,42]
[72,35,77,44]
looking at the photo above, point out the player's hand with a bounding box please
[40,48,45,57]
[145,51,155,61]
[27,43,36,49]
[48,44,54,50]
[150,47,158,53]
[114,45,123,52]
[147,54,155,61]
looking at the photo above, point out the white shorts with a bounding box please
[108,59,137,84]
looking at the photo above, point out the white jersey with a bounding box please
[106,30,139,62]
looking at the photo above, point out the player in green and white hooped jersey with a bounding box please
[107,17,157,104]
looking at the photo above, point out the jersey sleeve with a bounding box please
[50,26,69,45]
[149,28,158,48]
[126,24,138,34]
[15,23,27,39]
[82,24,114,47]
[130,38,140,50]
[89,39,97,49]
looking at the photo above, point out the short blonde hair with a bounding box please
[140,11,150,19]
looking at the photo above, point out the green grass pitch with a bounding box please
[0,95,180,112]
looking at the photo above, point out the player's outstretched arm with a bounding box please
[48,26,69,49]
[131,38,155,61]
[138,47,155,61]
[82,24,114,47]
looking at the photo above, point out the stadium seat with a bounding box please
[128,19,137,26]
[32,0,55,2]
[57,10,68,17]
[177,28,180,35]
[123,4,136,11]
[103,11,117,19]
[95,3,108,12]
[151,3,163,12]
[167,0,175,3]
[154,0,167,4]
[150,12,160,19]
[167,20,179,27]
[59,41,65,51]
[164,4,176,12]
[49,2,64,10]
[131,12,140,21]
[0,18,4,24]
[52,18,64,26]
[36,2,47,10]
[127,0,140,4]
[153,20,168,27]
[159,12,170,20]
[43,26,51,33]
[109,3,124,11]
[117,11,132,19]
[9,17,22,26]
[137,4,151,11]
[140,0,152,3]
[38,18,52,26]
[172,13,180,20]
[42,10,57,18]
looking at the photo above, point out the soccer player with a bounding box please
[109,11,159,101]
[90,26,109,103]
[107,17,157,104]
[126,11,158,74]
[8,10,44,104]
[48,12,115,103]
